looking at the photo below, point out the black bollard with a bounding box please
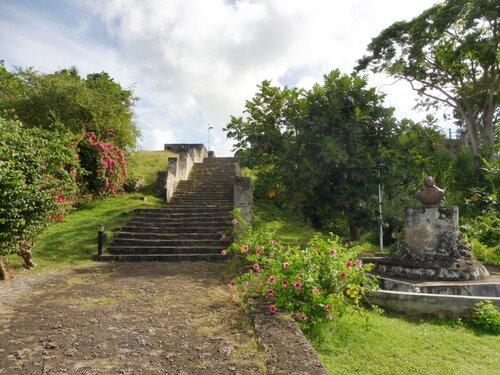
[97,224,105,256]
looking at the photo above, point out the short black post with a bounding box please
[97,224,105,256]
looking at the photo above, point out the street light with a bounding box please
[208,125,214,153]
[376,163,388,253]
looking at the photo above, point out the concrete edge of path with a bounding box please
[248,298,328,375]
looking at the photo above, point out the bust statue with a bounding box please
[415,176,445,205]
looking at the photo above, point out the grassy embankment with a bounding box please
[250,197,499,375]
[3,150,174,275]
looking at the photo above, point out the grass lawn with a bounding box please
[4,193,165,275]
[312,311,500,375]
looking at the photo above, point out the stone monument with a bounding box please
[376,177,489,280]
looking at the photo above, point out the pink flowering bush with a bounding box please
[78,132,128,196]
[227,223,378,333]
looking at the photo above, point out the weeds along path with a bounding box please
[0,262,266,374]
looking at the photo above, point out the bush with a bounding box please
[472,301,500,334]
[226,212,378,335]
[0,116,79,272]
[78,132,128,196]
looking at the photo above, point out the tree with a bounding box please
[356,0,500,161]
[0,116,79,279]
[0,63,140,151]
[226,70,398,240]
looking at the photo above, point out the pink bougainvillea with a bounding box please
[79,132,128,196]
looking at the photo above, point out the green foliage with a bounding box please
[226,71,446,240]
[472,301,500,334]
[0,63,139,150]
[357,0,500,161]
[0,116,79,257]
[227,212,377,335]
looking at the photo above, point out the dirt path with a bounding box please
[0,262,266,374]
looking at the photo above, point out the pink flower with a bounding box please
[221,250,227,256]
[231,219,238,225]
[281,281,289,287]
[340,272,347,279]
[294,282,302,290]
[228,280,236,286]
[324,305,333,312]
[283,262,289,269]
[241,245,250,253]
[269,305,277,314]
[252,264,261,272]
[269,240,278,246]
[329,249,337,256]
[269,253,274,258]
[346,261,353,268]
[298,314,308,321]
[268,275,276,283]
[56,197,65,204]
[267,289,275,297]
[256,246,264,255]
[326,314,333,320]
[357,259,363,268]
[105,128,115,134]
[312,288,320,295]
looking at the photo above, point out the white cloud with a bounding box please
[1,0,444,154]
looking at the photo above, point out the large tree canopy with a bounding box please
[0,63,140,151]
[227,71,403,240]
[356,0,499,161]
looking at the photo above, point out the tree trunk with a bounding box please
[348,220,361,241]
[0,256,8,281]
[18,241,37,269]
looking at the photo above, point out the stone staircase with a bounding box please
[97,157,237,261]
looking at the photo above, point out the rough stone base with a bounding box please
[375,258,490,281]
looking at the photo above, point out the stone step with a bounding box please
[134,207,232,213]
[126,220,230,227]
[94,254,228,262]
[107,245,226,254]
[114,232,227,240]
[111,238,231,247]
[133,212,231,219]
[120,226,229,233]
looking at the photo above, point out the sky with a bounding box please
[0,0,447,155]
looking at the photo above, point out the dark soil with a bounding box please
[0,262,266,374]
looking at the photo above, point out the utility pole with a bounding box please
[377,164,387,253]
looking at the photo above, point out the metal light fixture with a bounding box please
[208,124,214,153]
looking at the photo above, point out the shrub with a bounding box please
[0,116,79,273]
[472,301,500,334]
[78,132,128,196]
[226,212,378,334]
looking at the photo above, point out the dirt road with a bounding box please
[0,262,266,374]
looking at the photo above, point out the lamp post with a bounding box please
[208,125,214,153]
[376,163,387,253]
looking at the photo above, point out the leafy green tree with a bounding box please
[226,70,399,240]
[356,0,500,161]
[0,116,79,279]
[0,63,139,150]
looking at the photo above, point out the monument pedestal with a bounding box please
[376,206,489,281]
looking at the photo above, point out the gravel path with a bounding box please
[0,262,266,374]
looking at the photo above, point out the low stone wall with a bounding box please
[368,289,500,318]
[159,144,209,202]
[248,298,328,375]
